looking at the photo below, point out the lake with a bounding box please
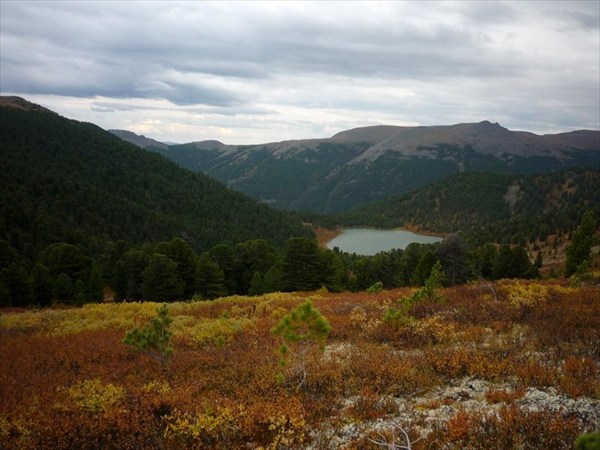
[326,228,443,255]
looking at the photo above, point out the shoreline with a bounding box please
[314,226,344,249]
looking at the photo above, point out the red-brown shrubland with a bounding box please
[1,280,598,449]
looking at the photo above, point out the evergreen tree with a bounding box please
[319,249,345,292]
[272,300,331,388]
[248,271,266,296]
[120,249,149,300]
[235,240,278,294]
[436,235,468,285]
[511,246,537,278]
[0,263,33,307]
[86,264,104,302]
[492,244,513,279]
[123,304,173,368]
[195,253,227,299]
[565,211,597,276]
[263,263,284,293]
[472,243,498,279]
[0,240,17,271]
[398,243,423,286]
[354,258,378,291]
[31,263,53,306]
[208,244,238,294]
[142,254,183,302]
[111,260,128,301]
[54,273,73,303]
[155,238,198,299]
[534,251,543,269]
[42,243,89,281]
[282,238,323,292]
[411,251,436,286]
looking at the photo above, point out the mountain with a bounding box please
[331,168,600,244]
[116,121,600,213]
[108,129,169,151]
[0,97,312,257]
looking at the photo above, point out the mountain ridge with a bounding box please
[112,121,598,212]
[114,120,599,160]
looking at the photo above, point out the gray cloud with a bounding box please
[1,1,598,143]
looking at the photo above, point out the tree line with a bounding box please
[1,232,547,307]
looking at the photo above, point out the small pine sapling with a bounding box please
[412,261,445,302]
[124,303,173,367]
[385,262,446,324]
[272,300,331,389]
[367,281,384,294]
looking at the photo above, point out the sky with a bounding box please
[1,1,599,145]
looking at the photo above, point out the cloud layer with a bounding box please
[1,1,598,144]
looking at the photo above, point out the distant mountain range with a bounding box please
[0,96,312,256]
[111,121,600,213]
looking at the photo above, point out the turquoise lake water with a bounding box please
[326,228,443,255]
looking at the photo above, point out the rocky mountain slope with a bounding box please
[109,129,169,151]
[114,121,600,213]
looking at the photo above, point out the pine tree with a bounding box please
[565,211,597,276]
[142,254,183,302]
[282,238,323,292]
[86,264,104,302]
[272,300,331,388]
[31,263,53,306]
[123,304,173,367]
[54,273,73,303]
[195,253,226,299]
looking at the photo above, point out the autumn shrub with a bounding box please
[1,281,598,449]
[560,356,599,398]
[345,343,431,397]
[57,378,125,413]
[515,358,559,387]
[430,404,582,449]
[425,346,512,381]
[165,404,241,448]
[527,286,600,358]
[485,386,526,404]
[345,386,398,422]
[426,346,472,378]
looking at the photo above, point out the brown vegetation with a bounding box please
[1,280,598,449]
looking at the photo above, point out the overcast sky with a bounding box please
[1,1,599,144]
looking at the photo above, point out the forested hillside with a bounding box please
[1,98,597,309]
[330,169,600,245]
[0,98,312,256]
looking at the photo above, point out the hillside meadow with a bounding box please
[1,280,599,449]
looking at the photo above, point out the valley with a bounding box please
[1,96,599,449]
